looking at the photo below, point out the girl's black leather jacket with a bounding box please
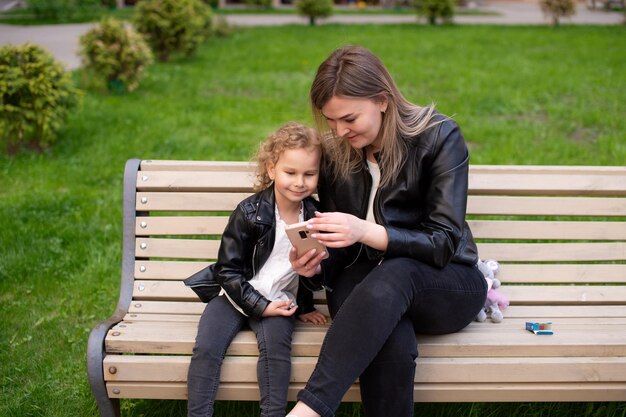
[318,114,479,283]
[214,186,321,318]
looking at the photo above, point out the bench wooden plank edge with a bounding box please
[105,381,626,402]
[87,158,142,417]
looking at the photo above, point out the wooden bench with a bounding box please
[87,159,626,417]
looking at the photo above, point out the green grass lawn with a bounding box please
[1,24,625,417]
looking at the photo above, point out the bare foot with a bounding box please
[287,401,321,417]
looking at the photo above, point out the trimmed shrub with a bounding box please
[0,43,80,154]
[296,0,334,26]
[212,15,235,38]
[27,0,102,22]
[539,0,576,25]
[132,0,213,62]
[79,18,153,92]
[413,0,454,24]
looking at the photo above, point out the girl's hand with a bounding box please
[297,310,328,325]
[262,300,298,317]
[289,247,325,277]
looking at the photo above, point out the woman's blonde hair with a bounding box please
[310,45,437,187]
[253,122,322,192]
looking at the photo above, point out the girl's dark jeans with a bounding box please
[297,257,487,417]
[187,295,295,417]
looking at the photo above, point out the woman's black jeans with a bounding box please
[187,295,295,417]
[297,257,487,417]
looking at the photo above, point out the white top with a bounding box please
[223,205,303,316]
[366,159,380,224]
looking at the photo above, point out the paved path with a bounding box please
[0,2,622,70]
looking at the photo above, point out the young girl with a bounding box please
[187,122,328,417]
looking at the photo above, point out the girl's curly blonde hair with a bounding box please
[253,122,322,192]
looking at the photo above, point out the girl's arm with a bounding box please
[214,206,270,318]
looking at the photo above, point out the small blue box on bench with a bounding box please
[525,322,553,335]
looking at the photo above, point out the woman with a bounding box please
[286,46,488,417]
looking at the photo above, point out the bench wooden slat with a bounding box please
[137,171,255,192]
[122,314,626,328]
[478,242,625,262]
[136,170,626,195]
[134,261,211,279]
[467,196,626,216]
[135,260,626,284]
[135,238,219,260]
[141,160,255,172]
[123,300,626,321]
[468,173,626,196]
[468,165,626,176]
[136,216,229,236]
[131,280,626,305]
[105,380,626,402]
[496,264,626,284]
[127,302,626,319]
[136,192,251,211]
[136,217,626,240]
[135,238,626,262]
[137,171,626,196]
[103,355,626,385]
[136,193,626,216]
[139,161,626,177]
[469,220,626,240]
[106,320,626,357]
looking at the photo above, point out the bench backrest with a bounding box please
[120,160,626,320]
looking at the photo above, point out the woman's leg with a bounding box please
[295,258,486,417]
[249,315,295,417]
[187,296,246,417]
[358,316,416,417]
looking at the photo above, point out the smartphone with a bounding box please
[285,221,327,258]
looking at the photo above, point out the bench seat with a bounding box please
[87,160,626,416]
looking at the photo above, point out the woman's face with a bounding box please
[321,95,387,151]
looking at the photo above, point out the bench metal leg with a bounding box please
[87,321,121,417]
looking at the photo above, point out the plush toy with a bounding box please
[475,259,509,323]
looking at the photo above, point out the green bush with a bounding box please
[212,15,236,38]
[0,44,80,155]
[296,0,333,26]
[413,0,454,24]
[27,0,102,22]
[539,0,576,25]
[79,18,153,92]
[132,0,213,62]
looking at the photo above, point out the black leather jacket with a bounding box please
[214,186,320,318]
[318,114,479,284]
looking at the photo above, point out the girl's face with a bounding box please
[268,146,320,209]
[321,95,388,151]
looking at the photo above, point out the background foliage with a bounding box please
[27,0,104,21]
[296,0,335,26]
[413,0,455,24]
[132,0,213,62]
[1,24,625,417]
[0,43,80,154]
[79,17,153,92]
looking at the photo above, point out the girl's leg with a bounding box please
[187,296,246,417]
[249,315,295,417]
[296,258,486,417]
